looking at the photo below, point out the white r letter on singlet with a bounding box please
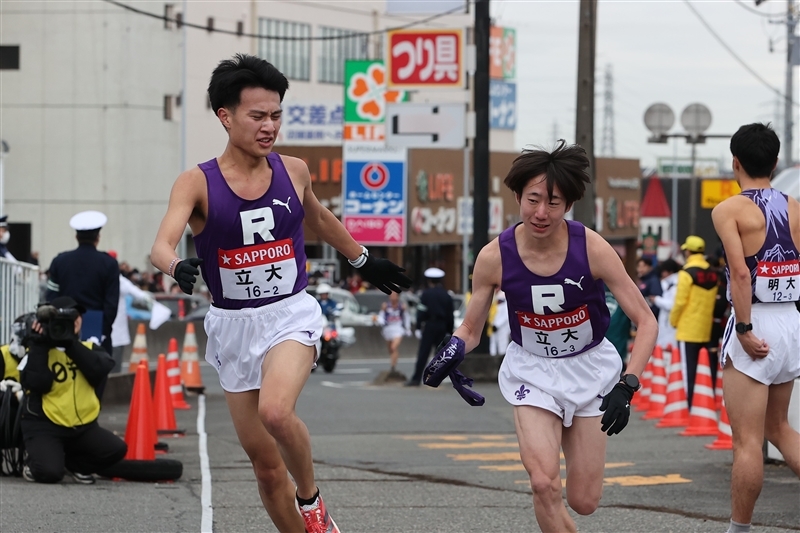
[531,285,565,314]
[240,207,275,244]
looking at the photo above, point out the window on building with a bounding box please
[237,20,244,36]
[258,18,311,81]
[318,27,369,84]
[207,17,214,33]
[0,45,20,70]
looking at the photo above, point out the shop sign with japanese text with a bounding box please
[278,100,343,145]
[344,60,407,142]
[490,80,516,130]
[490,26,516,80]
[342,142,407,246]
[386,29,464,89]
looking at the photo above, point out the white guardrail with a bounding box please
[0,257,40,346]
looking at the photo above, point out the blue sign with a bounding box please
[490,80,516,130]
[278,101,344,145]
[344,160,406,215]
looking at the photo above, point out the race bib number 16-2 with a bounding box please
[218,239,298,300]
[754,260,800,303]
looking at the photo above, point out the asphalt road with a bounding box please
[1,356,798,533]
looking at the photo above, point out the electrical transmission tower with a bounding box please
[601,63,615,157]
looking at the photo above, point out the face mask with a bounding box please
[0,230,9,245]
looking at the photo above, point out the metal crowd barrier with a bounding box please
[0,257,40,346]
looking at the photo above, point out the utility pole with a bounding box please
[473,0,490,261]
[784,0,796,167]
[573,0,597,228]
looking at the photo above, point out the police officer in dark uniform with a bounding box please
[45,211,119,356]
[406,267,454,386]
[0,214,15,260]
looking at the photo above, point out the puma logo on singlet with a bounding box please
[272,197,291,213]
[564,276,584,290]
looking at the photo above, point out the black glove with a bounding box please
[599,382,636,436]
[357,255,412,295]
[174,258,203,295]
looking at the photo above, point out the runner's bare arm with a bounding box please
[453,239,502,352]
[283,156,363,261]
[712,199,770,359]
[587,229,656,379]
[151,168,206,275]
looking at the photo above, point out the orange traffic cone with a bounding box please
[680,348,719,437]
[128,323,149,373]
[705,392,733,450]
[656,345,690,428]
[124,361,156,460]
[642,346,667,420]
[181,322,205,393]
[633,357,652,412]
[153,354,185,436]
[166,338,190,410]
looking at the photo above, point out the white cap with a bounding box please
[70,210,107,231]
[424,267,445,279]
[316,283,331,294]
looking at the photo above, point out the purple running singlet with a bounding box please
[193,153,308,309]
[499,221,610,357]
[725,188,800,305]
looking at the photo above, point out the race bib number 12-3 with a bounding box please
[754,260,800,303]
[218,239,298,300]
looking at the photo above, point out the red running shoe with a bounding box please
[296,493,340,533]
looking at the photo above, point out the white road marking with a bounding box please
[198,394,213,533]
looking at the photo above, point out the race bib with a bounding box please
[517,305,594,357]
[754,260,800,302]
[218,239,298,300]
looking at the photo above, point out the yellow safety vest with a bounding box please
[1,345,21,381]
[41,342,100,427]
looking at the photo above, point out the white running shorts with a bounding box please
[499,338,623,427]
[721,302,800,386]
[381,324,404,342]
[203,291,323,392]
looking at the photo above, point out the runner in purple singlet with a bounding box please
[425,140,657,533]
[150,54,410,533]
[712,123,800,533]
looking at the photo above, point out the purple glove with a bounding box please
[423,335,465,387]
[449,369,485,406]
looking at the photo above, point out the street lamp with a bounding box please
[644,103,729,236]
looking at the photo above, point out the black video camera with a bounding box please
[35,305,80,344]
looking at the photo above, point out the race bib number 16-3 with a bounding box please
[218,239,298,300]
[517,305,594,357]
[754,260,800,303]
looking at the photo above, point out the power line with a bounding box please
[683,0,799,109]
[102,0,468,41]
[733,0,784,19]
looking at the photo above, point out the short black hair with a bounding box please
[504,140,590,208]
[637,256,654,267]
[76,229,100,244]
[730,122,780,179]
[208,54,289,114]
[658,258,680,275]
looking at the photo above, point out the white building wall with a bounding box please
[1,1,182,270]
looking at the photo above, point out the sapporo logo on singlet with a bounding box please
[217,207,298,300]
[755,260,800,302]
[517,284,593,357]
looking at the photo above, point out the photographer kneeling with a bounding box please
[19,296,127,484]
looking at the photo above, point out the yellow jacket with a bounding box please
[669,254,719,343]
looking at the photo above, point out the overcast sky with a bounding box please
[491,0,799,170]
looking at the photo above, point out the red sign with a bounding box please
[386,29,464,88]
[343,216,405,246]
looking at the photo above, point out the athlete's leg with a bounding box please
[259,339,317,500]
[388,337,402,369]
[562,415,606,515]
[764,379,800,476]
[723,359,769,525]
[515,405,575,533]
[224,389,304,532]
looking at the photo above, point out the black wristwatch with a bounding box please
[620,373,640,391]
[735,322,753,335]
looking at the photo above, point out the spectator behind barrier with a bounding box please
[19,296,127,484]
